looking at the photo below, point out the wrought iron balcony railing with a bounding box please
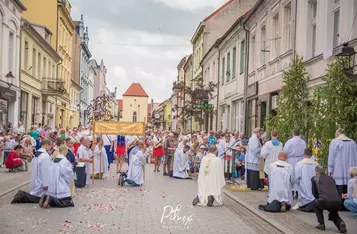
[42,77,66,95]
[172,81,184,92]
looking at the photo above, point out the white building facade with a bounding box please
[296,0,357,92]
[217,18,246,132]
[0,0,26,131]
[76,15,92,125]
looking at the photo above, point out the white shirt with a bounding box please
[102,135,115,146]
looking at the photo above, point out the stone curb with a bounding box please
[0,180,30,198]
[223,189,294,234]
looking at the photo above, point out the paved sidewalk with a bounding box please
[223,189,357,234]
[0,163,266,234]
[0,166,31,197]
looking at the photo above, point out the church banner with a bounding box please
[93,122,145,136]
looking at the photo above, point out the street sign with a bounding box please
[199,103,214,109]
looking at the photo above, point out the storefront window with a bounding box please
[20,92,28,130]
[248,99,257,135]
[0,99,8,132]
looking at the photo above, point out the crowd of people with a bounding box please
[2,121,357,232]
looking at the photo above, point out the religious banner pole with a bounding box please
[99,146,102,179]
[143,117,146,186]
[92,118,95,185]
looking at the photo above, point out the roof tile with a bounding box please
[122,83,149,97]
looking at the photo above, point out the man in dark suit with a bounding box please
[65,138,77,169]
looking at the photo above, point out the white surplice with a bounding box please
[77,144,92,185]
[30,148,52,197]
[91,145,109,175]
[328,134,357,186]
[283,136,306,167]
[283,136,306,192]
[268,160,293,204]
[127,150,145,185]
[48,155,73,199]
[197,153,226,206]
[292,158,319,207]
[246,134,262,171]
[173,149,190,178]
[261,140,283,175]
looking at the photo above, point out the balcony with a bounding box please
[172,81,184,92]
[42,77,66,96]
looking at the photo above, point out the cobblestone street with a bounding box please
[0,164,268,234]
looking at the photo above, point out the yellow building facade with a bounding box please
[20,20,61,129]
[21,0,75,128]
[56,1,75,127]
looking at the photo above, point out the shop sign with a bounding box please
[0,86,16,101]
[247,82,258,98]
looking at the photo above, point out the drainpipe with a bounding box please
[292,0,298,57]
[215,48,220,131]
[55,60,63,127]
[242,22,250,136]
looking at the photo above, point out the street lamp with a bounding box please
[335,43,357,80]
[5,72,15,88]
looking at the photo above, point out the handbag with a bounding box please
[233,170,238,179]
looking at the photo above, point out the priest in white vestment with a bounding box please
[193,145,225,207]
[11,140,53,204]
[172,145,191,179]
[292,148,318,212]
[45,145,74,208]
[246,128,264,190]
[259,151,293,212]
[217,134,236,178]
[283,129,306,198]
[125,141,146,187]
[261,130,283,176]
[328,128,357,196]
[77,137,93,186]
[92,137,109,179]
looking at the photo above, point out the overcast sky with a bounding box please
[70,0,229,103]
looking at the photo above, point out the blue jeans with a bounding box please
[125,179,140,187]
[344,198,357,216]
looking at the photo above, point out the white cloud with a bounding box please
[152,0,229,11]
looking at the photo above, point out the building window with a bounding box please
[273,13,280,58]
[38,53,41,78]
[221,57,225,85]
[48,61,51,77]
[52,65,55,77]
[212,61,215,81]
[240,40,245,74]
[310,1,317,57]
[333,8,340,48]
[24,41,29,71]
[232,47,237,78]
[32,48,36,77]
[251,35,256,71]
[284,2,291,51]
[8,32,14,72]
[43,57,47,77]
[133,112,137,122]
[207,66,210,82]
[227,52,231,81]
[260,26,266,66]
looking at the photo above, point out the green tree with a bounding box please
[311,57,357,166]
[265,55,310,143]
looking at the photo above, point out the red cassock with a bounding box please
[152,146,164,157]
[5,152,23,169]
